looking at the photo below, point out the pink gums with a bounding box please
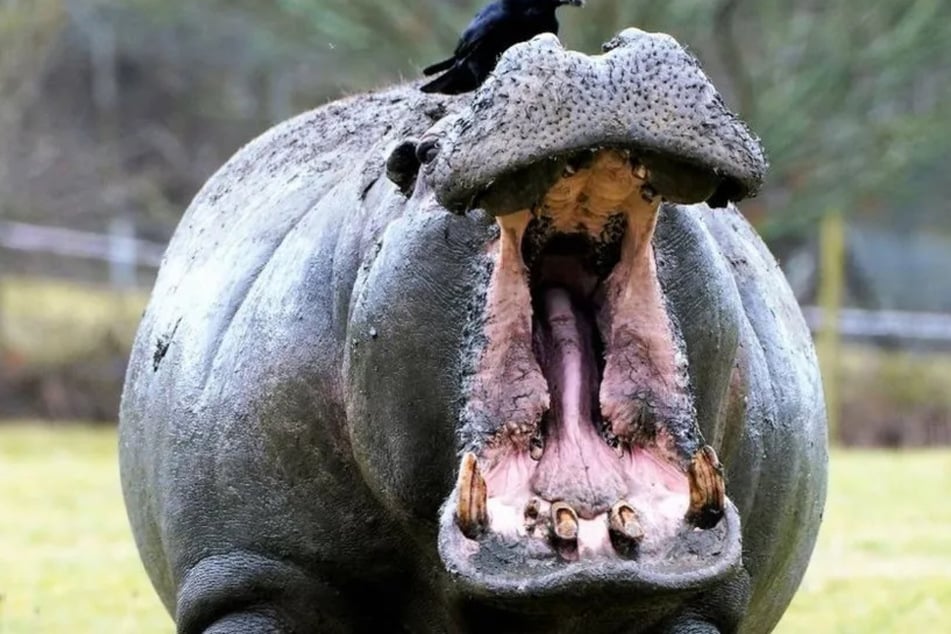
[481,287,690,559]
[530,288,626,519]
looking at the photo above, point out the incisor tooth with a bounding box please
[609,501,644,540]
[549,501,580,561]
[685,445,725,529]
[551,501,579,541]
[609,501,644,558]
[455,452,488,539]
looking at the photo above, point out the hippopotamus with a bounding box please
[119,28,827,633]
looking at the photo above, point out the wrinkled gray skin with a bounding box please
[120,29,826,633]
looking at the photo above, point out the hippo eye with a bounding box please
[416,137,440,164]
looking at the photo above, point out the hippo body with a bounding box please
[120,30,827,633]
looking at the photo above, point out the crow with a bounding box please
[420,0,585,95]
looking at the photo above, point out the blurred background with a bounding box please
[0,0,948,631]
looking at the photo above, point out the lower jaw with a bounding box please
[437,493,743,600]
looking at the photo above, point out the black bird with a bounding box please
[420,0,585,95]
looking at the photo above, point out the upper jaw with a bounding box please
[418,28,767,215]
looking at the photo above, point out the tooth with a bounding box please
[550,501,579,542]
[455,452,488,539]
[609,501,644,557]
[523,498,542,535]
[685,445,726,529]
[524,498,541,520]
[529,427,544,460]
[609,502,644,540]
[633,163,648,181]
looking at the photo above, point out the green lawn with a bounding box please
[0,425,170,633]
[776,449,951,632]
[0,425,948,633]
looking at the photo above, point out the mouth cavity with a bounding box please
[447,149,731,572]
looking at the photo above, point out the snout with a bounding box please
[419,28,766,215]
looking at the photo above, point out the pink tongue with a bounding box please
[530,288,627,519]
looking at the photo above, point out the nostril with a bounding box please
[416,137,440,164]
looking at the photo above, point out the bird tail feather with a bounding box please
[423,57,456,76]
[420,69,474,95]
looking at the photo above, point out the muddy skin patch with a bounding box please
[152,317,181,372]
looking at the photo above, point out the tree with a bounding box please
[277,0,951,240]
[1,0,947,247]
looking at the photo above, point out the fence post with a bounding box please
[108,216,137,288]
[817,210,845,446]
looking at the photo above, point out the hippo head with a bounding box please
[362,28,767,616]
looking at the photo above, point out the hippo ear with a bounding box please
[385,138,422,195]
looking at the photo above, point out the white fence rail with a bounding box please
[4,220,951,342]
[0,220,165,266]
[0,220,165,287]
[801,306,951,342]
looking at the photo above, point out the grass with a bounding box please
[0,424,170,633]
[0,424,949,633]
[776,450,951,632]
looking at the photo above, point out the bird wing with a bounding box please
[423,3,502,76]
[452,2,507,62]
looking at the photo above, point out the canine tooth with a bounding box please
[609,501,644,557]
[551,501,579,541]
[633,163,648,181]
[685,445,725,529]
[455,452,488,539]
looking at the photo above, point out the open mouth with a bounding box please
[440,149,737,588]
